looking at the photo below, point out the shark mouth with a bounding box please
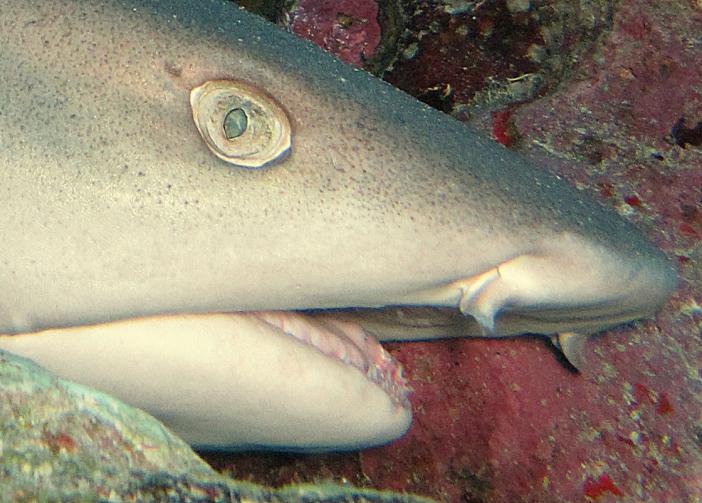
[0,309,412,412]
[251,311,411,408]
[0,309,414,449]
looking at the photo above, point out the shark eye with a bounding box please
[190,80,291,168]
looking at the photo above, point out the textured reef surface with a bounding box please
[205,1,702,501]
[0,350,432,502]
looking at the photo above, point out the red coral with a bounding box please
[632,382,651,403]
[624,195,641,208]
[44,431,77,454]
[584,474,624,499]
[678,222,698,237]
[491,109,516,146]
[656,393,674,415]
[598,182,615,198]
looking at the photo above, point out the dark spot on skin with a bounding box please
[164,61,182,77]
[336,13,359,30]
[676,255,690,266]
[456,469,491,503]
[670,117,702,147]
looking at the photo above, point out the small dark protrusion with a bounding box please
[670,117,702,148]
[417,83,454,113]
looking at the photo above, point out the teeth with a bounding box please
[316,319,367,370]
[252,311,410,406]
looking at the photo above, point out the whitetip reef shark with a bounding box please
[0,0,676,451]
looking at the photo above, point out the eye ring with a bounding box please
[190,80,291,168]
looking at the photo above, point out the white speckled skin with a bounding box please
[0,0,675,449]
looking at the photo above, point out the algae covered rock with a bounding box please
[0,350,219,500]
[0,351,431,502]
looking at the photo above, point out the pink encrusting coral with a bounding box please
[287,0,382,68]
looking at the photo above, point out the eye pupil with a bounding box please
[223,108,248,140]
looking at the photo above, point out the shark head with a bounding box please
[0,0,676,450]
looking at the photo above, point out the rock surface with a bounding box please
[0,351,431,502]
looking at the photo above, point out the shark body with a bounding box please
[0,0,675,450]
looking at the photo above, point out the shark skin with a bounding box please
[0,0,676,450]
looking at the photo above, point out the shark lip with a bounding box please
[306,301,661,341]
[0,310,413,449]
[1,309,413,409]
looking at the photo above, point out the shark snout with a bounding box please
[591,238,677,322]
[491,231,678,334]
[413,230,679,339]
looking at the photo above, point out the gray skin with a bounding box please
[0,0,676,449]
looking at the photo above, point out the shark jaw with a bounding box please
[0,310,413,451]
[0,270,668,453]
[0,234,675,451]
